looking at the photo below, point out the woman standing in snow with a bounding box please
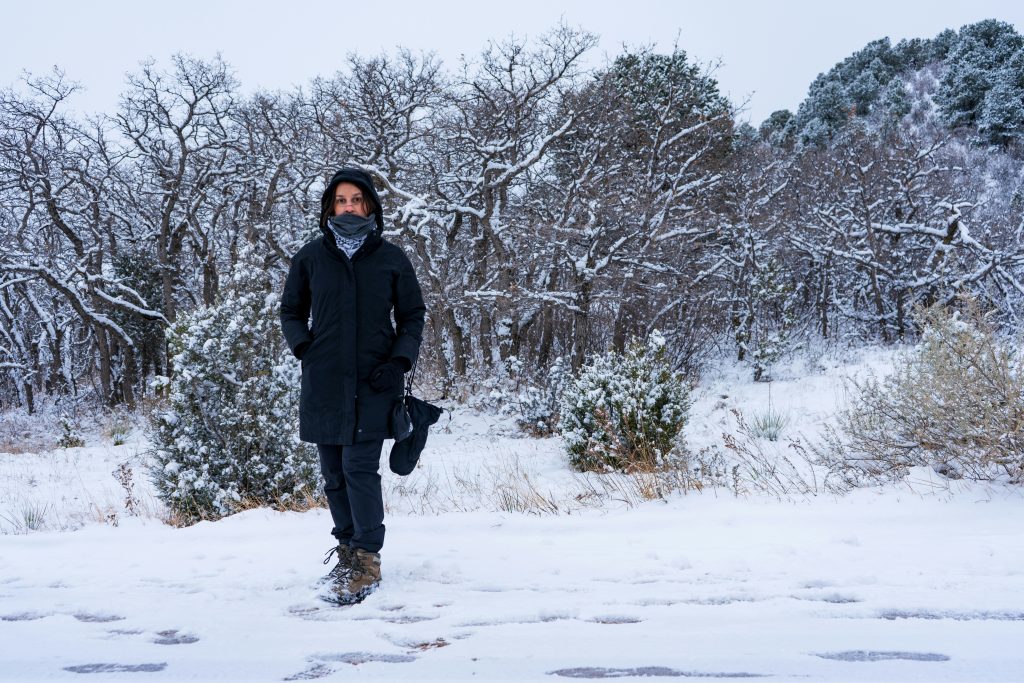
[280,167,426,604]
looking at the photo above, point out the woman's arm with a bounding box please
[280,254,314,359]
[390,251,426,370]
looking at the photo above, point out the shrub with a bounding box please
[837,296,1024,484]
[515,355,570,436]
[57,416,85,449]
[148,244,319,524]
[559,331,690,472]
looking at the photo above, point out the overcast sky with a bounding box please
[3,0,1022,126]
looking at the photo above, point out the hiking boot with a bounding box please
[348,548,382,600]
[317,544,354,588]
[322,548,381,606]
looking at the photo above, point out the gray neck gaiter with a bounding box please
[327,213,376,239]
[326,213,376,258]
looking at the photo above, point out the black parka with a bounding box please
[280,169,426,445]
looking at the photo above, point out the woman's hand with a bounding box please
[369,359,408,392]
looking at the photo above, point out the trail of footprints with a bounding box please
[277,581,976,681]
[7,577,1017,679]
[0,609,198,675]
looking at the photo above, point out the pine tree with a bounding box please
[936,19,1023,129]
[149,243,318,523]
[978,48,1024,145]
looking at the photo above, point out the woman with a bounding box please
[280,167,426,605]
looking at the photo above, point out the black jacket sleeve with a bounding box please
[280,251,314,358]
[389,250,426,368]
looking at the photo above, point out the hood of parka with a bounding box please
[319,167,385,235]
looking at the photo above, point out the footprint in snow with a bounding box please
[815,650,949,662]
[283,663,334,680]
[792,593,862,604]
[64,663,167,674]
[286,604,352,622]
[73,613,125,623]
[352,613,438,624]
[456,613,572,627]
[634,598,680,607]
[878,609,1024,621]
[408,638,450,651]
[549,666,767,678]
[312,652,416,665]
[288,605,321,616]
[107,628,145,636]
[684,596,762,606]
[587,615,642,624]
[151,629,199,645]
[1,611,49,621]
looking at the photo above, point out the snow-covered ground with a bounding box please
[2,347,1023,682]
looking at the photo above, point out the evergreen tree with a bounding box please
[936,19,1023,129]
[978,48,1024,145]
[759,109,796,147]
[149,243,318,523]
[798,80,851,146]
[878,79,911,123]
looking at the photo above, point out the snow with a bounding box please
[2,347,1023,682]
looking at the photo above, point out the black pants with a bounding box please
[317,441,385,553]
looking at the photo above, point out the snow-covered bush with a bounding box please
[57,415,85,449]
[837,297,1024,484]
[559,332,690,472]
[148,245,319,524]
[515,355,570,436]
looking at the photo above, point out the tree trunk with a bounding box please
[95,327,113,403]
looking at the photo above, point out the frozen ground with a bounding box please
[1,347,1023,682]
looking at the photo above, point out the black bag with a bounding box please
[388,361,444,476]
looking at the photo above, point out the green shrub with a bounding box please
[57,416,85,449]
[148,244,319,524]
[558,331,690,472]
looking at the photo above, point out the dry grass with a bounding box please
[0,410,60,454]
[159,485,328,528]
[687,410,837,499]
[380,446,699,517]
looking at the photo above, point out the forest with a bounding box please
[2,19,1024,413]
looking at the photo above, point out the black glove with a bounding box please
[369,359,407,392]
[295,340,311,360]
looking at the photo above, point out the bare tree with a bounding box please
[0,71,164,408]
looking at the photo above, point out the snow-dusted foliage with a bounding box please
[148,245,318,523]
[558,332,690,472]
[790,20,1024,145]
[513,355,571,436]
[836,297,1024,485]
[5,23,1024,417]
[936,20,1023,134]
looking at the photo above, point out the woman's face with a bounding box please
[333,182,369,218]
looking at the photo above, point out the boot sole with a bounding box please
[319,582,379,607]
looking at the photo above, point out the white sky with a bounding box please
[2,0,1023,125]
